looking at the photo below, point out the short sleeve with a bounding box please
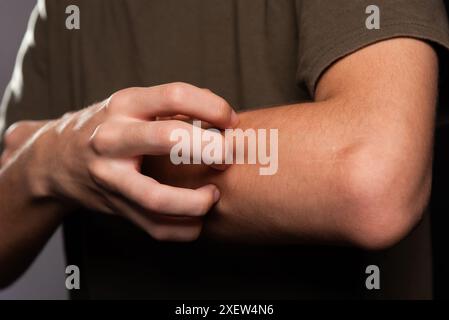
[296,0,449,98]
[0,0,50,150]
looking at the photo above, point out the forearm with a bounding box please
[193,40,436,248]
[0,147,66,287]
[147,94,432,248]
[205,90,434,247]
[145,102,362,243]
[203,102,361,244]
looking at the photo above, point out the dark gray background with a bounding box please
[0,0,67,300]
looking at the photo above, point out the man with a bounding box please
[1,0,449,299]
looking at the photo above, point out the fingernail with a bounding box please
[213,188,221,202]
[230,110,239,127]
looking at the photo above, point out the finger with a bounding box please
[156,115,215,129]
[107,194,204,241]
[90,119,232,166]
[156,115,191,122]
[91,159,220,217]
[109,83,239,129]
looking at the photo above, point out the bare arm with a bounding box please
[0,38,437,288]
[0,135,65,287]
[208,38,437,249]
[149,38,438,249]
[0,83,238,287]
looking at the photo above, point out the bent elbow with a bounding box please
[340,149,431,250]
[346,205,427,251]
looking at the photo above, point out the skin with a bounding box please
[0,83,239,286]
[147,38,437,249]
[0,37,438,287]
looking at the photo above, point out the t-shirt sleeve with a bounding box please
[0,0,50,151]
[296,0,449,98]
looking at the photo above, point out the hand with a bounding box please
[6,82,238,241]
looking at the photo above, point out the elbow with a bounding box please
[340,148,431,251]
[345,204,427,251]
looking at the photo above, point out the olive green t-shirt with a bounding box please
[2,0,449,299]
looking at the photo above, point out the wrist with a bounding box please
[22,124,80,216]
[22,125,58,200]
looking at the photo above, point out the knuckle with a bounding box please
[87,159,107,183]
[163,82,189,107]
[89,124,115,154]
[107,88,136,112]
